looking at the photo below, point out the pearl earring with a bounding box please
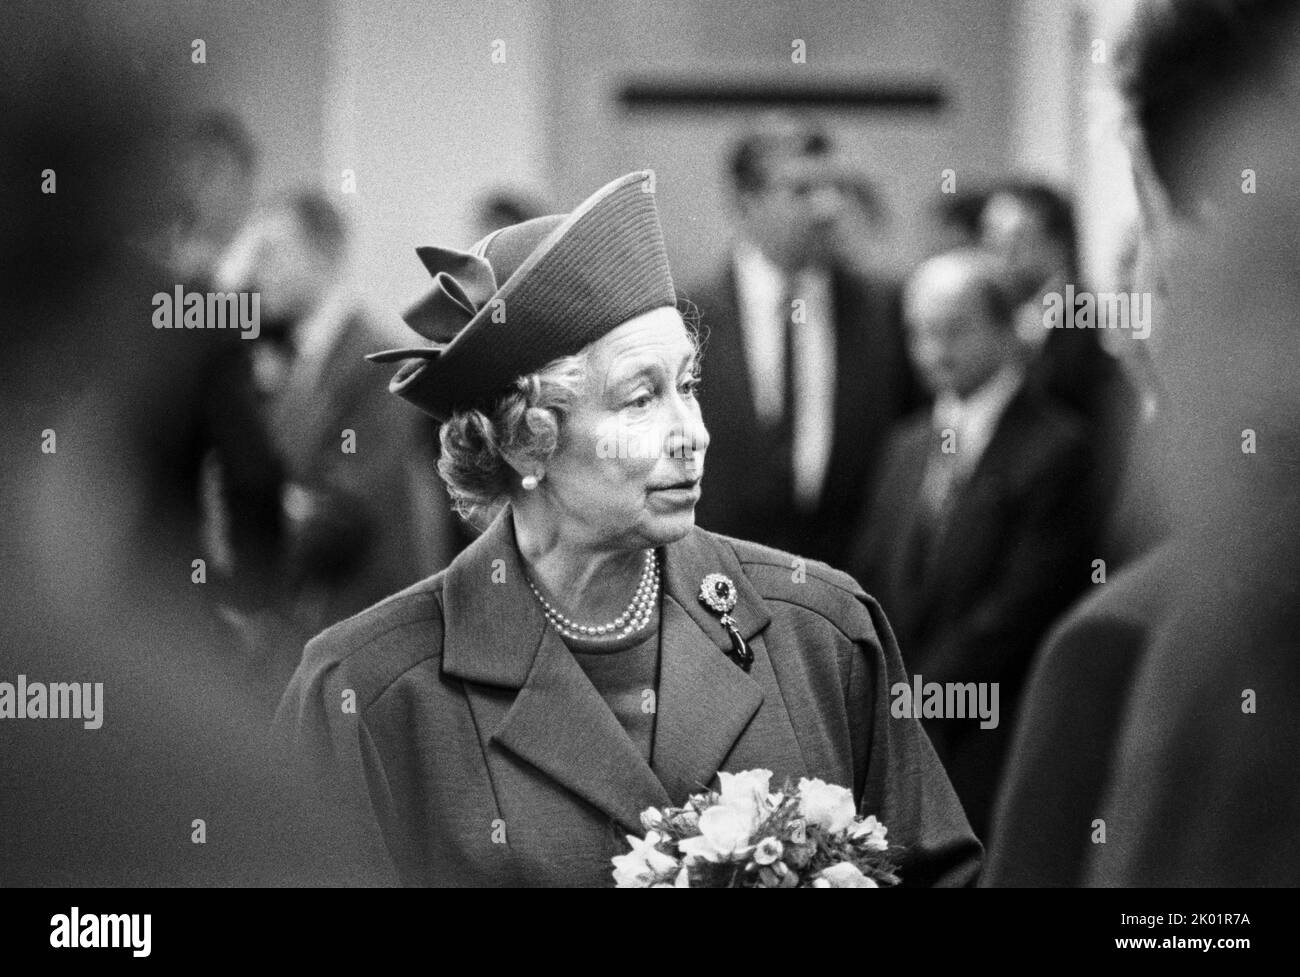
[522,472,541,490]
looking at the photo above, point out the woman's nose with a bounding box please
[665,402,709,468]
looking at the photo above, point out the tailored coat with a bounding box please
[276,506,983,887]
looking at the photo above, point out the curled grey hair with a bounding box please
[436,350,590,529]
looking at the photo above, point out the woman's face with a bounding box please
[536,307,709,551]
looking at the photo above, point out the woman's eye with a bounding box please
[680,376,702,398]
[627,391,654,410]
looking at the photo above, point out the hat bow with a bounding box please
[366,246,498,364]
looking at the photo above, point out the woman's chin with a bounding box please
[640,506,698,545]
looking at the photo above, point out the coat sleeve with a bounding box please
[273,635,404,886]
[847,592,984,887]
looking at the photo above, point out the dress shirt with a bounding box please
[930,363,1025,483]
[732,244,836,510]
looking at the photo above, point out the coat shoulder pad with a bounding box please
[719,534,879,643]
[302,571,448,708]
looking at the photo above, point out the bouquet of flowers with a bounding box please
[612,768,901,888]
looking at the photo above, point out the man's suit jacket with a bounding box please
[1035,322,1147,567]
[851,382,1096,840]
[276,506,982,887]
[268,309,457,657]
[685,261,920,570]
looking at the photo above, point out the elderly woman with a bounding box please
[276,172,980,887]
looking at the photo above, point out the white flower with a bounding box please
[797,777,857,835]
[639,807,665,833]
[753,837,784,866]
[815,863,879,888]
[850,815,889,852]
[676,805,757,863]
[612,831,679,888]
[717,769,772,827]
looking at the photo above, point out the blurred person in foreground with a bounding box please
[0,10,381,884]
[985,0,1300,887]
[277,171,981,887]
[686,116,921,568]
[216,191,459,681]
[850,249,1095,840]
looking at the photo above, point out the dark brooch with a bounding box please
[698,573,754,672]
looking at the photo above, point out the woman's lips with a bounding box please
[648,481,702,503]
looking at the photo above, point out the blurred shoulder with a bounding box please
[1051,540,1179,635]
[297,571,448,706]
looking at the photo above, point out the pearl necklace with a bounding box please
[528,550,660,641]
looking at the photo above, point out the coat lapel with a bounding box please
[440,508,794,832]
[440,508,671,835]
[492,628,672,834]
[651,528,774,802]
[652,596,764,801]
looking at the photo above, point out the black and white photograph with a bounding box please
[0,0,1294,957]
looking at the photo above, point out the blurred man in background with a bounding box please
[928,185,991,256]
[852,249,1095,840]
[689,115,920,568]
[134,111,288,620]
[986,0,1300,886]
[217,191,459,682]
[979,181,1141,565]
[157,112,259,287]
[57,108,289,632]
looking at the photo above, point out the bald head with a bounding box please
[904,249,1023,399]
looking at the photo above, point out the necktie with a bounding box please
[922,427,962,529]
[906,424,962,583]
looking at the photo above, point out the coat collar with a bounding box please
[441,506,772,687]
[441,507,774,831]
